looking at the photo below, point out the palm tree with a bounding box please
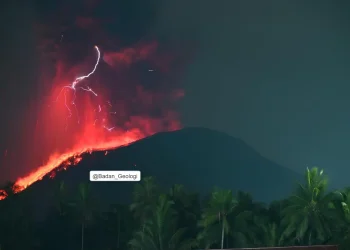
[331,187,350,249]
[130,176,159,224]
[225,191,269,248]
[168,184,201,245]
[169,185,200,225]
[71,183,95,250]
[280,167,337,245]
[198,188,237,249]
[129,194,196,250]
[249,199,290,247]
[53,181,69,216]
[169,184,190,209]
[251,216,284,247]
[130,176,160,249]
[112,205,122,249]
[102,203,135,249]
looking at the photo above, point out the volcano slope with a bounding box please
[15,127,301,215]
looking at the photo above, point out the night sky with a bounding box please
[1,1,350,189]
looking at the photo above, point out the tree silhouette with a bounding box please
[198,187,237,249]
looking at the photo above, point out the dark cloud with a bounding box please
[152,0,350,189]
[103,42,158,68]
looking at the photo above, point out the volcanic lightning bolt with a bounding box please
[56,46,100,124]
[0,45,108,200]
[71,46,100,91]
[0,42,183,201]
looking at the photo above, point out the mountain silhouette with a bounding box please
[17,127,301,217]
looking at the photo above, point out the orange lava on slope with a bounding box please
[14,129,151,193]
[0,41,184,200]
[0,130,152,199]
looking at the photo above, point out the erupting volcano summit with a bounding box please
[0,41,184,199]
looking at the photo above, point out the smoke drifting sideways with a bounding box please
[0,40,185,199]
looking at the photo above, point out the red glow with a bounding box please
[0,41,183,199]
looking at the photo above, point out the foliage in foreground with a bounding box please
[0,168,350,250]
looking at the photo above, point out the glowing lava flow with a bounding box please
[0,128,149,200]
[0,43,182,201]
[13,130,144,193]
[0,45,129,198]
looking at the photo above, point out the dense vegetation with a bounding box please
[0,167,349,250]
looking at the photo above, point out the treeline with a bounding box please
[0,167,350,250]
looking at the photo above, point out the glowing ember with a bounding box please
[0,190,7,200]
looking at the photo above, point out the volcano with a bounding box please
[13,127,301,216]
